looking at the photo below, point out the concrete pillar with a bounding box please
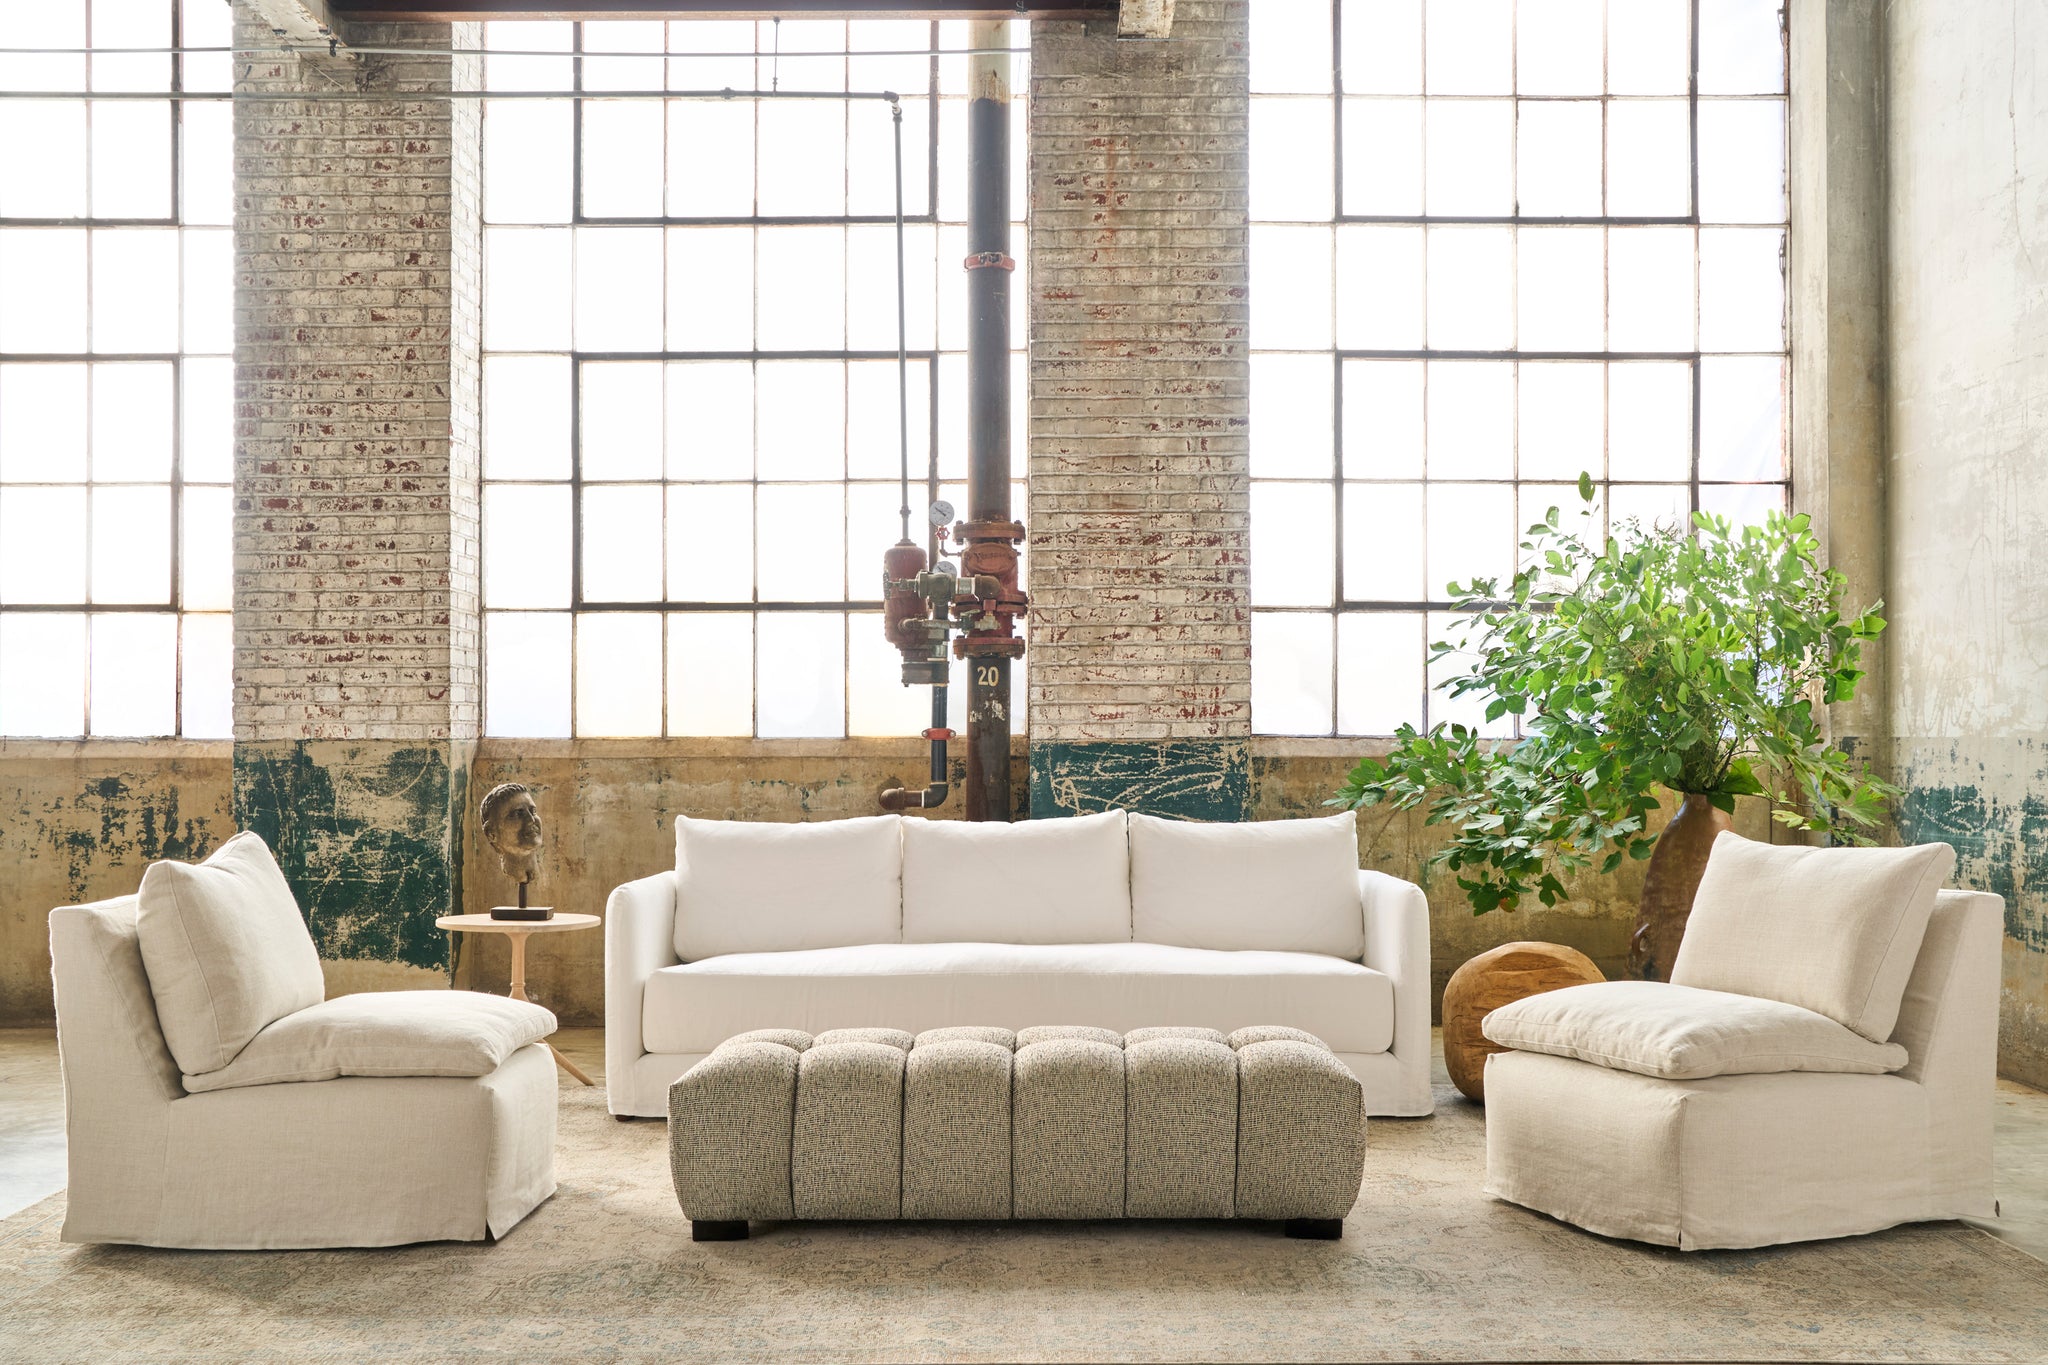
[1026,0,1253,819]
[232,16,483,991]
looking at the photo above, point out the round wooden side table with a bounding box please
[1441,940,1605,1103]
[437,912,600,1087]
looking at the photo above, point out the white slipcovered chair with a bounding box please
[1481,832,1998,1250]
[49,832,559,1249]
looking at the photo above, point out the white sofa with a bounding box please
[606,809,1434,1120]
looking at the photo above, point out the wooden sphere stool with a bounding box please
[1442,941,1604,1102]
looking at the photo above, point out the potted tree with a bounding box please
[1332,478,1895,979]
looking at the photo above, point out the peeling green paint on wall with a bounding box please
[233,741,463,971]
[1894,737,2048,951]
[1030,740,1252,821]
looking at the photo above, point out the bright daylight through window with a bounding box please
[479,20,1027,738]
[0,0,234,738]
[1248,0,1791,737]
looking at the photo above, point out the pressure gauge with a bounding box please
[929,500,955,528]
[935,560,959,578]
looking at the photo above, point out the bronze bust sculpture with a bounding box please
[480,781,551,920]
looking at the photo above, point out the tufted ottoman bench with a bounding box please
[669,1024,1366,1240]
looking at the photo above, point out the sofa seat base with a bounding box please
[642,941,1395,1058]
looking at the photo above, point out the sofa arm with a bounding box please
[1359,869,1434,1116]
[604,871,679,1113]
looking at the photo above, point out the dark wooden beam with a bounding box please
[327,1,1114,19]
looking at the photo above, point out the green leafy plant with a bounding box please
[1331,477,1895,913]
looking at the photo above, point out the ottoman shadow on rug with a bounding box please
[3,1078,2045,1363]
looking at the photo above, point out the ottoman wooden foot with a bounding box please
[1285,1217,1343,1240]
[691,1219,748,1242]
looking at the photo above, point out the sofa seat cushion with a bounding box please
[642,942,1395,1056]
[180,990,558,1094]
[1480,980,1910,1082]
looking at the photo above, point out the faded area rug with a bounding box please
[3,1078,2046,1363]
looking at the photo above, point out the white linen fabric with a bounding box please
[641,941,1395,1056]
[134,831,325,1077]
[902,810,1131,944]
[1672,832,1953,1041]
[674,814,903,961]
[1128,810,1364,958]
[1480,980,1908,1081]
[181,990,558,1093]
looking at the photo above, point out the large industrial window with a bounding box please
[0,0,234,738]
[479,20,1027,738]
[1247,0,1791,737]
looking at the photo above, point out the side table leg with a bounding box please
[549,1042,596,1087]
[502,930,594,1086]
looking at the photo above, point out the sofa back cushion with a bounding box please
[1671,832,1954,1043]
[902,810,1131,944]
[135,831,326,1078]
[674,814,903,960]
[1129,811,1364,959]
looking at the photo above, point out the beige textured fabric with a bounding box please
[1129,811,1366,959]
[673,814,903,961]
[1012,1038,1127,1219]
[1484,890,2002,1250]
[1016,1024,1123,1048]
[902,1039,1013,1219]
[1126,1025,1226,1046]
[903,809,1131,944]
[1481,980,1909,1081]
[134,831,325,1077]
[1673,832,1954,1042]
[1228,1024,1330,1051]
[1124,1037,1237,1218]
[182,990,558,1093]
[792,1041,904,1219]
[51,897,558,1249]
[917,1025,1016,1049]
[1234,1040,1367,1220]
[670,1037,804,1222]
[814,1026,914,1051]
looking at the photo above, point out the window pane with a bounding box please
[180,102,233,225]
[0,102,87,218]
[484,228,572,351]
[757,485,845,600]
[1606,101,1692,216]
[1698,227,1785,352]
[181,485,232,612]
[1250,354,1335,479]
[1424,100,1512,216]
[581,484,665,602]
[93,229,180,353]
[1608,226,1695,351]
[668,612,753,735]
[1607,0,1690,95]
[848,610,941,737]
[580,362,664,481]
[1428,608,1510,734]
[1698,0,1787,95]
[90,101,172,218]
[90,0,170,92]
[667,361,755,480]
[582,21,664,92]
[1699,356,1785,482]
[87,612,176,736]
[483,484,572,609]
[1,363,87,482]
[183,358,233,484]
[668,101,755,217]
[1251,0,1335,94]
[847,223,938,352]
[1250,483,1335,607]
[485,611,571,737]
[1608,361,1692,480]
[667,226,755,350]
[91,484,171,603]
[580,100,665,219]
[182,228,233,355]
[575,227,664,351]
[1250,226,1333,349]
[0,613,85,736]
[758,362,845,481]
[1335,225,1424,349]
[180,0,234,94]
[485,21,574,93]
[1427,483,1515,597]
[1342,359,1424,478]
[1608,481,1691,535]
[1424,226,1512,349]
[1343,482,1424,599]
[756,227,846,350]
[484,355,572,481]
[1424,0,1512,94]
[1517,0,1603,96]
[1251,612,1334,735]
[758,100,846,217]
[1516,226,1604,351]
[1251,98,1334,221]
[1341,0,1423,96]
[1698,480,1785,530]
[1340,99,1422,216]
[0,230,86,353]
[179,613,233,738]
[1698,100,1787,225]
[0,5,85,93]
[484,101,573,224]
[0,487,88,604]
[1426,361,1513,479]
[1338,611,1423,733]
[575,612,663,736]
[1515,101,1601,217]
[92,362,174,481]
[1518,361,1604,482]
[846,357,931,482]
[756,612,844,738]
[667,484,753,601]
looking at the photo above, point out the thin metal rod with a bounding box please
[0,87,900,101]
[0,43,1032,57]
[893,101,911,546]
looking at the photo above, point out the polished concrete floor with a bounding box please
[5,1025,2045,1262]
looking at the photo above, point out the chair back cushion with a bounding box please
[180,990,557,1093]
[1671,832,1954,1042]
[1129,810,1364,959]
[902,810,1131,944]
[675,814,902,960]
[135,831,326,1078]
[1481,979,1910,1081]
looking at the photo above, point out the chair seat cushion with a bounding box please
[180,990,558,1094]
[642,941,1395,1056]
[1479,980,1909,1082]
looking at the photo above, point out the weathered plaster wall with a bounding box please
[1885,0,2048,1086]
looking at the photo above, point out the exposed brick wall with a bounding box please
[233,16,482,742]
[1025,1,1251,746]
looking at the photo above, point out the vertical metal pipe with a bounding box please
[964,19,1013,822]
